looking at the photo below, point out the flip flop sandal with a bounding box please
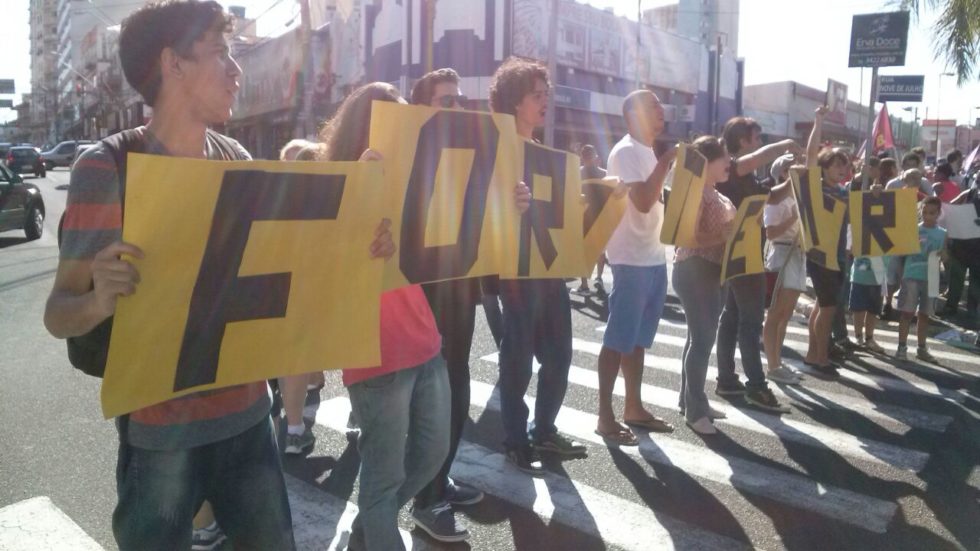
[624,417,675,433]
[594,427,639,446]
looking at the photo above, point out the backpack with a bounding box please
[59,128,245,377]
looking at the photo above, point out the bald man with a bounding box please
[594,90,677,445]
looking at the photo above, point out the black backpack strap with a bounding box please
[100,128,147,220]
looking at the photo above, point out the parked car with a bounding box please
[5,146,47,178]
[0,162,45,240]
[41,140,95,169]
[0,143,12,159]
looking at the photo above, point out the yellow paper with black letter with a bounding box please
[581,176,627,276]
[502,140,585,279]
[849,188,920,257]
[101,155,385,418]
[720,194,767,283]
[368,101,522,290]
[661,144,706,247]
[790,167,846,271]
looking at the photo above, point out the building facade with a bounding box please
[29,0,60,146]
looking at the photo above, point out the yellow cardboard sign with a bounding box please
[661,144,707,247]
[581,176,627,276]
[368,101,523,290]
[848,188,920,257]
[720,194,767,283]
[101,155,385,418]
[505,139,585,279]
[790,167,847,271]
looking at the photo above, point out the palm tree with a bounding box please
[898,0,980,84]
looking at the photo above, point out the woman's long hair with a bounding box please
[317,82,402,162]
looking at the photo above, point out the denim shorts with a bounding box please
[849,283,883,313]
[603,264,668,354]
[897,279,935,316]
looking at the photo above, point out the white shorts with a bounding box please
[766,243,806,292]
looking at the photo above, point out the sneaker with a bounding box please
[829,343,850,361]
[533,432,587,456]
[745,388,792,413]
[807,363,840,380]
[836,338,859,351]
[444,478,484,506]
[895,345,908,360]
[864,338,885,354]
[715,379,746,396]
[284,428,315,455]
[506,446,544,475]
[411,502,469,543]
[916,347,938,363]
[767,366,802,385]
[192,521,227,551]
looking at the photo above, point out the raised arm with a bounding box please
[806,106,829,168]
[630,146,677,213]
[734,139,803,177]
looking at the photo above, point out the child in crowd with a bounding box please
[896,196,947,362]
[848,254,886,354]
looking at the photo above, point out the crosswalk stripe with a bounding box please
[315,398,748,551]
[460,378,899,533]
[578,334,966,403]
[479,353,930,473]
[0,497,104,551]
[285,473,427,550]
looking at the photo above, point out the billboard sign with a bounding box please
[848,12,910,67]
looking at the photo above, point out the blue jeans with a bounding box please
[348,355,451,551]
[716,272,768,391]
[498,278,572,450]
[112,417,294,551]
[672,257,724,423]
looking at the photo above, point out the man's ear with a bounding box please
[160,47,183,80]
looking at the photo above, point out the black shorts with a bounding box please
[806,259,843,307]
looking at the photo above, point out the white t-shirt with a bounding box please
[763,194,800,244]
[604,134,667,266]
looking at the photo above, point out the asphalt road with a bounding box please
[1,168,979,550]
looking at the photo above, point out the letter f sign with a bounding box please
[174,170,346,391]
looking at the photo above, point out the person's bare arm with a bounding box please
[806,106,829,167]
[44,242,143,339]
[734,140,803,177]
[765,209,799,240]
[629,146,677,213]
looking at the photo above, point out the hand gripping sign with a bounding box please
[660,144,707,247]
[101,155,385,418]
[848,187,920,257]
[790,167,847,271]
[720,194,768,283]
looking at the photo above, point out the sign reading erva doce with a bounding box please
[848,11,910,68]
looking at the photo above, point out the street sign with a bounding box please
[877,75,924,102]
[0,79,14,94]
[0,99,13,109]
[848,11,910,67]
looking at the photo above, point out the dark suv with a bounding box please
[5,146,47,178]
[0,163,45,240]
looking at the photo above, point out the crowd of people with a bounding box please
[41,1,980,550]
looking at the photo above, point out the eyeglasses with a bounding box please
[438,94,467,108]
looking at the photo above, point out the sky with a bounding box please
[3,0,980,127]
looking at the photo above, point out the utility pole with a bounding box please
[862,66,878,189]
[635,0,641,90]
[297,0,313,139]
[544,0,559,147]
[713,35,722,134]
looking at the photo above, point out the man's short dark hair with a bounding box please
[901,152,921,169]
[489,57,549,116]
[946,149,963,164]
[910,146,927,162]
[935,161,954,180]
[580,144,597,159]
[411,68,460,106]
[722,117,762,155]
[119,0,232,107]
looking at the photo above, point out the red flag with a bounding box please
[872,103,895,154]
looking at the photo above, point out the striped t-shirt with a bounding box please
[61,127,271,451]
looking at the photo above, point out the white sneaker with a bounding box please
[707,407,727,419]
[768,367,803,385]
[687,417,718,435]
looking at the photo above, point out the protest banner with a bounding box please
[848,187,920,257]
[101,155,386,418]
[661,144,707,247]
[581,176,627,276]
[368,101,523,289]
[508,139,585,278]
[791,167,847,271]
[720,194,767,283]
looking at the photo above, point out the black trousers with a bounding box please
[415,278,480,507]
